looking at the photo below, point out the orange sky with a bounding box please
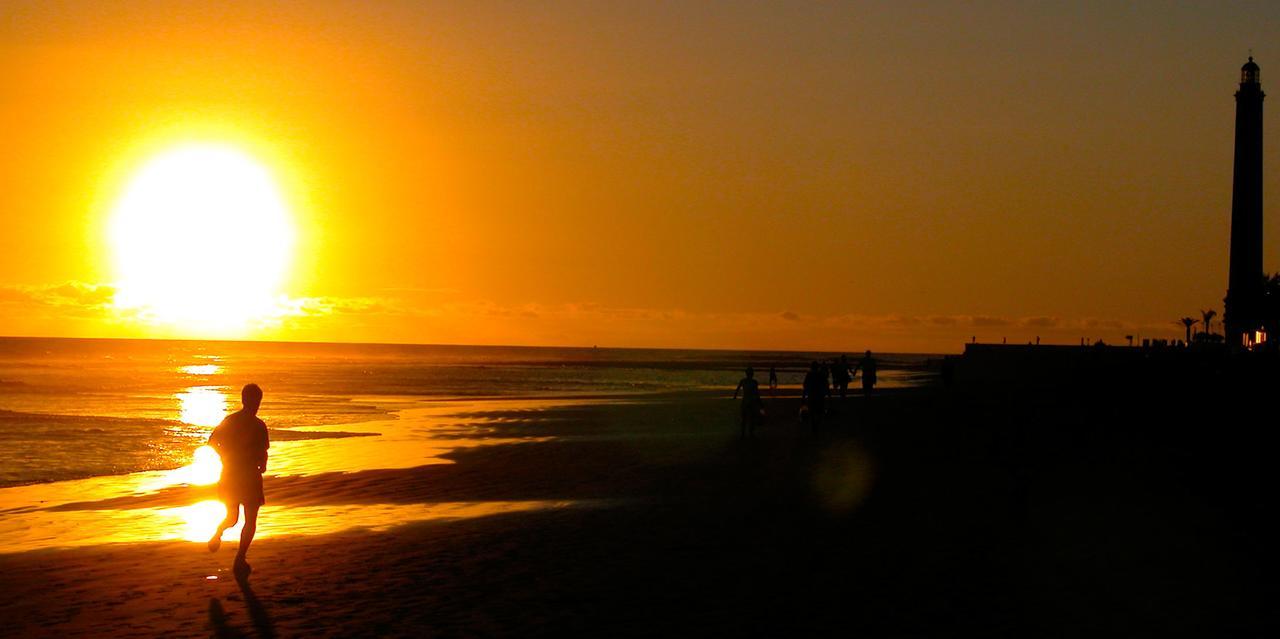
[4,2,1280,353]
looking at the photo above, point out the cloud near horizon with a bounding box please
[1,281,1185,352]
[0,282,120,317]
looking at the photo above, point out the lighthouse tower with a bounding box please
[1225,57,1265,347]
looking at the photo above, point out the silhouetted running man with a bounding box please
[208,383,269,580]
[768,365,778,392]
[802,361,828,431]
[733,367,764,438]
[855,350,878,393]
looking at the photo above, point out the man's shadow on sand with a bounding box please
[209,575,276,639]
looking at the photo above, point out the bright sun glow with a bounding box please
[109,144,295,334]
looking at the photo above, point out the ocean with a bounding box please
[0,337,938,488]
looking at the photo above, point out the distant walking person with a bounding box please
[833,355,852,399]
[768,365,778,392]
[856,350,878,393]
[733,367,764,438]
[802,361,828,431]
[208,383,269,580]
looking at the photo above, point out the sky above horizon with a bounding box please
[4,1,1280,353]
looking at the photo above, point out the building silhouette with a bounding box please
[1225,57,1265,347]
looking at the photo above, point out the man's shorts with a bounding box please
[218,468,265,506]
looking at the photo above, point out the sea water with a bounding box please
[0,336,937,487]
[0,337,939,552]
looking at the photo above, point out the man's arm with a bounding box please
[207,421,224,452]
[257,423,269,473]
[733,380,743,399]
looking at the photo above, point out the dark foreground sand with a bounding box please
[0,384,1271,637]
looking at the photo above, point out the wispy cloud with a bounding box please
[0,280,1182,351]
[0,282,119,317]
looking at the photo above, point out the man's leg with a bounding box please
[208,501,239,552]
[234,502,260,574]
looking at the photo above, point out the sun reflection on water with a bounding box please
[177,386,227,427]
[138,387,229,491]
[167,499,240,542]
[166,445,223,486]
[0,499,585,552]
[138,444,223,491]
[179,364,222,376]
[0,397,609,553]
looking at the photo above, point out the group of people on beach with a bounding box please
[733,351,878,437]
[202,356,880,574]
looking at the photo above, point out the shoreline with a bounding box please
[3,382,1264,635]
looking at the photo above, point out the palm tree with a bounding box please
[1179,317,1198,344]
[1199,309,1217,338]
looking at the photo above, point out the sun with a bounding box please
[109,144,295,334]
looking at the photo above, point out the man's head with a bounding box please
[745,366,754,378]
[242,383,263,414]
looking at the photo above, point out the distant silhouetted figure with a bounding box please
[733,367,764,438]
[768,365,778,392]
[855,350,878,393]
[832,355,852,399]
[208,383,269,580]
[802,361,828,431]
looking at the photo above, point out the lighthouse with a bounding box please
[1225,57,1265,347]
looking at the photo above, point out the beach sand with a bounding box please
[0,385,1270,637]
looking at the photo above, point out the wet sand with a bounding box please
[0,385,1270,637]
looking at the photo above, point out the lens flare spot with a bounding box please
[811,441,875,514]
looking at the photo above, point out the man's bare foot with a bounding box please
[208,535,221,553]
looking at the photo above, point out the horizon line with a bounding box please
[0,333,960,357]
